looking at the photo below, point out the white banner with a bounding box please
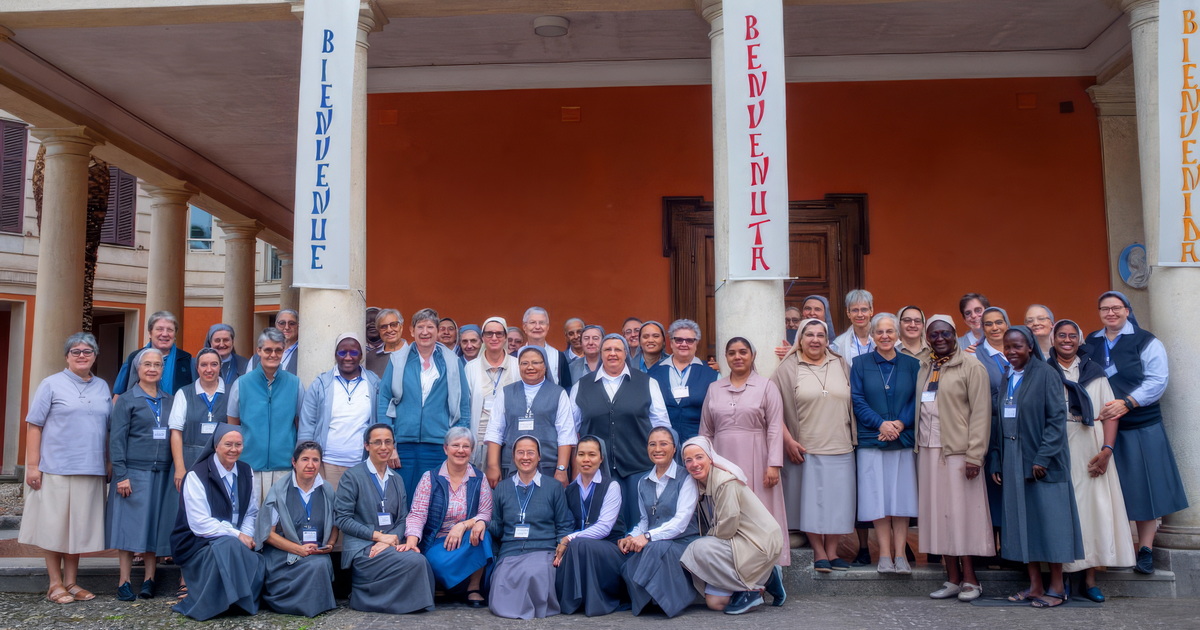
[1159,0,1200,266]
[292,0,358,288]
[723,0,790,280]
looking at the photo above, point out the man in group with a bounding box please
[364,306,383,356]
[227,328,305,502]
[521,306,572,388]
[563,317,585,361]
[248,309,300,374]
[377,308,471,497]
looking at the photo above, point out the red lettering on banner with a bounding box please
[751,157,770,186]
[750,190,767,216]
[748,219,771,270]
[747,44,761,70]
[745,15,760,40]
[747,100,765,128]
[749,72,767,98]
[749,133,763,157]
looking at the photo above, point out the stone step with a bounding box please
[0,557,181,596]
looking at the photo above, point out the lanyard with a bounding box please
[1006,372,1023,401]
[1104,335,1119,366]
[144,395,163,426]
[517,481,536,523]
[371,471,388,512]
[299,490,314,521]
[199,391,219,418]
[579,482,595,528]
[854,336,873,356]
[490,367,505,393]
[336,375,363,402]
[675,362,692,384]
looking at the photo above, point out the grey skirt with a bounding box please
[173,535,266,621]
[104,466,178,555]
[556,538,627,616]
[798,453,856,534]
[681,537,760,593]
[350,546,436,614]
[262,546,336,618]
[490,551,560,619]
[621,538,697,618]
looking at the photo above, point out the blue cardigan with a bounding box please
[850,351,919,449]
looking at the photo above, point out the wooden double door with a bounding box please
[663,194,868,361]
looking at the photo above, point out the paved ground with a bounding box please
[0,593,1195,630]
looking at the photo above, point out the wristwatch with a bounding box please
[645,531,653,542]
[556,465,567,471]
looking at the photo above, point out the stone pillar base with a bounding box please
[1157,526,1200,551]
[1155,548,1200,597]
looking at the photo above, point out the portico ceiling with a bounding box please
[0,0,1128,241]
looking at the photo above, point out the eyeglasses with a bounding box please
[378,321,401,330]
[927,330,955,340]
[849,307,872,315]
[68,348,95,357]
[900,317,923,325]
[623,328,641,336]
[1025,316,1052,324]
[671,337,697,346]
[260,348,284,355]
[1054,332,1080,341]
[276,320,297,328]
[336,349,361,358]
[1099,306,1126,314]
[139,361,164,369]
[784,317,801,324]
[483,331,506,338]
[982,321,1006,328]
[367,439,394,447]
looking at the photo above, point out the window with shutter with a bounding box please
[0,120,28,234]
[101,167,137,247]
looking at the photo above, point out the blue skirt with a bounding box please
[556,538,627,616]
[424,533,492,590]
[1115,423,1189,521]
[173,535,265,621]
[105,467,177,555]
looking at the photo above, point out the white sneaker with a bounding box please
[958,582,983,602]
[894,557,912,575]
[930,581,961,599]
[877,557,895,573]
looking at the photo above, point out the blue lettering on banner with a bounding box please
[309,28,335,271]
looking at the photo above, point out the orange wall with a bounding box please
[366,77,1108,336]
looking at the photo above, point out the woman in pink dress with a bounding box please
[699,337,789,569]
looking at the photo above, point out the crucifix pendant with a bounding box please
[884,385,890,390]
[821,390,829,396]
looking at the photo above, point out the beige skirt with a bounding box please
[18,473,107,554]
[1063,422,1136,572]
[917,448,995,557]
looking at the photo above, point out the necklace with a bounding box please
[880,364,895,390]
[802,362,829,396]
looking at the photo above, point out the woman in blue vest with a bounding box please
[554,435,627,616]
[334,423,436,614]
[1084,291,1188,575]
[254,440,339,617]
[488,435,574,619]
[619,426,699,618]
[648,319,719,442]
[107,347,178,601]
[485,346,576,487]
[850,314,920,573]
[402,426,493,608]
[171,423,265,620]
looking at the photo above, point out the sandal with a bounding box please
[466,588,486,608]
[176,583,189,600]
[1030,590,1067,608]
[1006,589,1032,602]
[64,583,95,601]
[46,582,75,604]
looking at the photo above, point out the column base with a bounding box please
[1157,525,1200,551]
[1153,548,1200,598]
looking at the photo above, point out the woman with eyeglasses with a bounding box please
[897,306,930,362]
[334,423,436,614]
[299,333,380,490]
[19,333,112,605]
[649,319,719,443]
[485,346,576,488]
[1083,291,1188,575]
[957,293,990,350]
[916,316,994,602]
[366,308,406,378]
[1023,305,1055,358]
[466,317,521,469]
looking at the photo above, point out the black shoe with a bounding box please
[764,566,786,606]
[851,548,872,566]
[1135,546,1155,574]
[116,581,136,602]
[465,589,486,608]
[724,591,764,615]
[138,578,155,599]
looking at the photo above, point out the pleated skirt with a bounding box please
[490,551,560,619]
[556,538,627,616]
[621,538,696,618]
[1063,422,1136,572]
[104,467,178,555]
[1113,423,1189,521]
[349,546,436,614]
[917,448,995,557]
[173,535,266,621]
[856,448,918,522]
[19,473,106,554]
[998,431,1085,564]
[262,546,337,618]
[424,533,492,590]
[797,453,856,535]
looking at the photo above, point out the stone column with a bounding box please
[294,7,376,385]
[1122,0,1200,550]
[27,127,103,395]
[277,251,299,313]
[1088,67,1152,326]
[697,0,787,375]
[142,184,195,334]
[217,219,262,357]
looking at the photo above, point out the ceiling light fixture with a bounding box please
[533,16,569,37]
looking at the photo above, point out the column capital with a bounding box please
[290,1,387,32]
[276,250,294,264]
[141,183,197,208]
[1121,0,1158,27]
[695,0,722,26]
[216,218,263,242]
[1088,65,1137,117]
[29,126,105,157]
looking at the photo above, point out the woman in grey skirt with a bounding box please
[554,435,627,616]
[618,427,699,618]
[334,423,436,614]
[106,347,177,601]
[489,435,574,619]
[255,441,339,617]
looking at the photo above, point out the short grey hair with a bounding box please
[785,306,801,315]
[64,332,99,356]
[564,317,584,329]
[444,426,476,449]
[868,312,898,336]
[131,347,165,387]
[146,310,178,333]
[522,306,549,324]
[667,318,701,340]
[257,327,286,348]
[411,308,438,328]
[507,326,524,337]
[845,289,874,309]
[375,308,403,327]
[277,308,299,322]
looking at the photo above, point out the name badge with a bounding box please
[301,526,318,544]
[200,422,218,435]
[152,427,168,440]
[514,525,531,539]
[1003,404,1017,419]
[1104,364,1118,377]
[377,512,392,527]
[672,386,689,399]
[518,416,535,432]
[921,391,936,403]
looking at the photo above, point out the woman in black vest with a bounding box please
[1084,291,1188,575]
[170,348,229,491]
[554,435,627,616]
[402,426,493,607]
[254,440,338,617]
[485,346,575,486]
[618,427,699,618]
[171,423,266,621]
